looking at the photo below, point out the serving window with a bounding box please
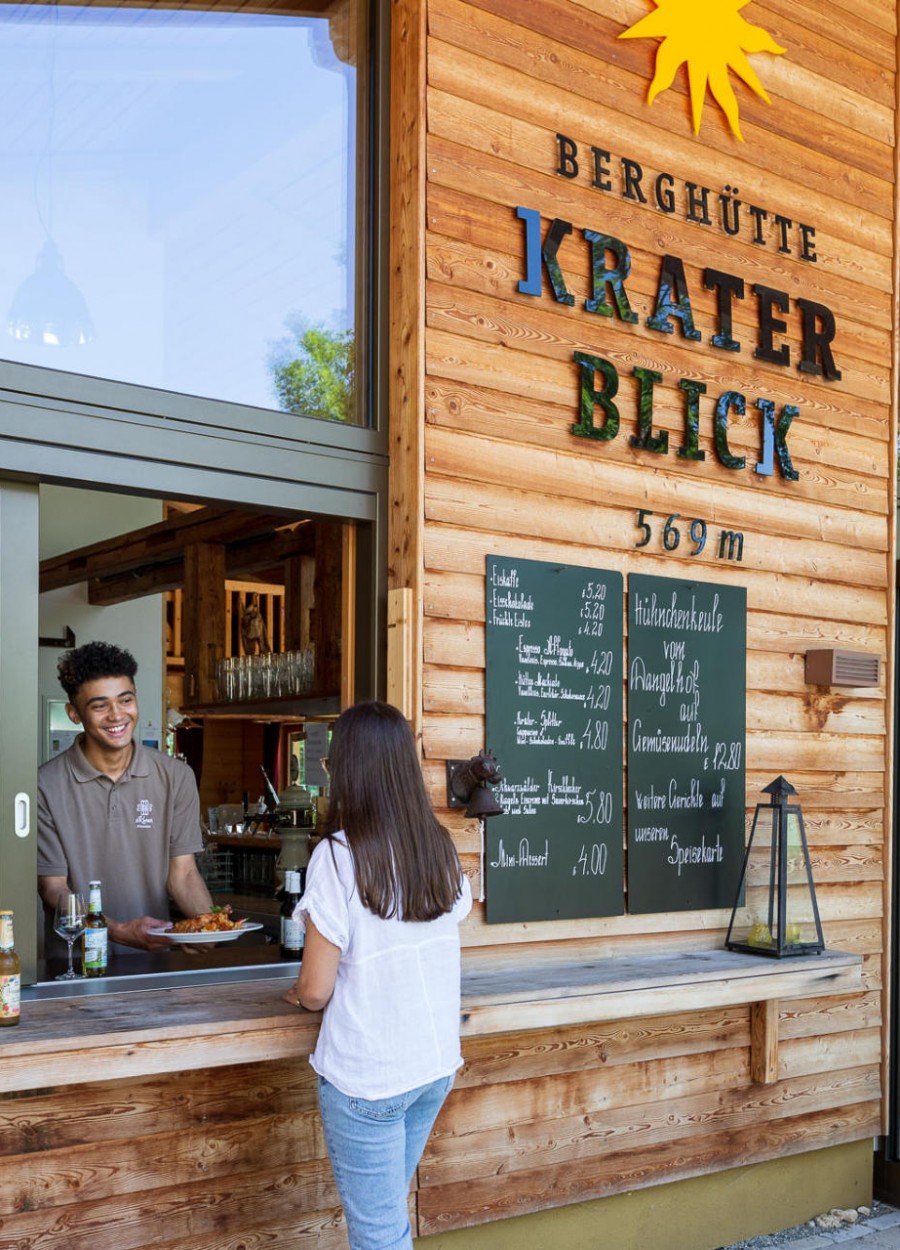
[31,484,367,984]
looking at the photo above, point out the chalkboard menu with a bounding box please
[485,556,624,923]
[627,574,746,914]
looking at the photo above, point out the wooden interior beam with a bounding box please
[86,525,315,606]
[40,506,302,593]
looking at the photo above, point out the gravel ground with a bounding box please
[715,1201,897,1250]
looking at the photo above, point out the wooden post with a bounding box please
[342,524,357,709]
[284,556,313,653]
[389,0,426,735]
[749,999,779,1085]
[311,524,343,696]
[182,542,226,706]
[387,587,414,720]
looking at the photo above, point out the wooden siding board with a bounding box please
[425,179,895,360]
[422,378,890,516]
[0,1158,340,1250]
[421,540,889,625]
[416,1101,882,1232]
[425,227,893,376]
[0,1111,327,1216]
[420,1066,881,1186]
[423,464,888,568]
[426,17,895,222]
[424,297,892,435]
[490,0,896,105]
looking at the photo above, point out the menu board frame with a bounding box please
[484,555,624,924]
[626,573,747,914]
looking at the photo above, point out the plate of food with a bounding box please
[148,907,264,944]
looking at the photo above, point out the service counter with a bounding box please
[1,947,862,1095]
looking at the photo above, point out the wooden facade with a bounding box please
[0,950,865,1248]
[410,0,896,1236]
[0,0,897,1247]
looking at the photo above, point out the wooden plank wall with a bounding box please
[416,0,896,1231]
[0,1059,352,1250]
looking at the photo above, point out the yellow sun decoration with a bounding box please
[620,0,785,142]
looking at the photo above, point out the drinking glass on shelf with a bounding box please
[219,656,237,702]
[54,890,87,980]
[248,655,260,700]
[236,654,251,701]
[260,653,275,698]
[275,651,289,697]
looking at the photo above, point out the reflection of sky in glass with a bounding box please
[0,5,356,411]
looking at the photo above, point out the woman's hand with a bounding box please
[280,920,341,1012]
[283,982,304,1009]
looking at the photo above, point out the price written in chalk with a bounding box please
[572,842,609,876]
[580,718,609,751]
[583,683,612,711]
[576,788,614,826]
[578,581,607,636]
[708,741,743,771]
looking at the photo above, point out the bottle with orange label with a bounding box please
[0,909,21,1026]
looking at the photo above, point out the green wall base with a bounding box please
[419,1139,873,1250]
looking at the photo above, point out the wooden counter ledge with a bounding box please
[0,948,861,1094]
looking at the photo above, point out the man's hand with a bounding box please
[107,915,176,951]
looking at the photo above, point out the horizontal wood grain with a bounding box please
[429,0,895,217]
[424,76,893,294]
[416,1100,881,1231]
[0,953,861,1094]
[421,1064,879,1184]
[424,428,889,559]
[422,374,889,516]
[422,549,888,626]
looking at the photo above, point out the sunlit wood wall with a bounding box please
[411,0,896,1230]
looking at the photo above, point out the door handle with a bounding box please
[14,792,30,838]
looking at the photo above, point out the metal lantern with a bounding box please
[725,776,825,958]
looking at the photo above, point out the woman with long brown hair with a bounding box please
[282,701,471,1250]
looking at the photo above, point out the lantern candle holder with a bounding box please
[725,776,824,958]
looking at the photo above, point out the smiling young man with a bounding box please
[37,641,214,955]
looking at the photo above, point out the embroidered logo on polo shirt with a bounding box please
[135,799,154,828]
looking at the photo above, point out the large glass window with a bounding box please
[0,1,364,422]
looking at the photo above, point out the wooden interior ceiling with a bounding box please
[39,508,314,606]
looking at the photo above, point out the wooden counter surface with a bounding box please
[0,948,862,1094]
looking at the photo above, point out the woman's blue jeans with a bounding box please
[317,1072,455,1250]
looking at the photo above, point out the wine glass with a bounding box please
[54,890,86,980]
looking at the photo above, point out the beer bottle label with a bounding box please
[84,928,108,971]
[0,975,20,1019]
[280,916,304,950]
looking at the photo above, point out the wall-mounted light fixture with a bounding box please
[805,649,880,688]
[446,749,503,818]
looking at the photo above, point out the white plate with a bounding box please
[146,922,264,944]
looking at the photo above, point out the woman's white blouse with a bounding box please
[294,833,473,1099]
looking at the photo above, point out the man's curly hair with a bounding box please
[58,641,138,703]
